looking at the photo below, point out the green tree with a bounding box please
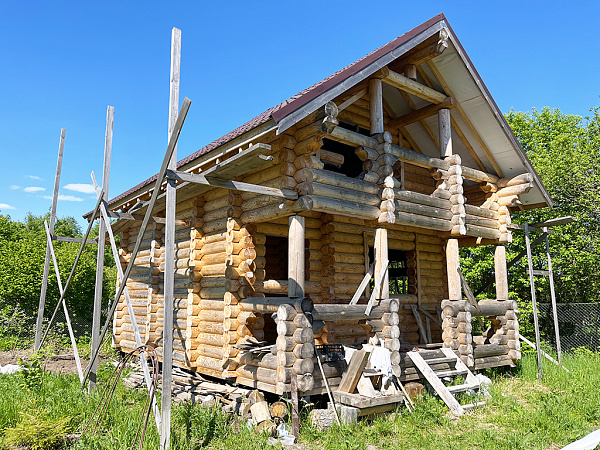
[0,213,116,337]
[461,104,600,335]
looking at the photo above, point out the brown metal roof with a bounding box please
[103,14,447,210]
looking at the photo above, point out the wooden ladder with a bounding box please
[407,348,485,416]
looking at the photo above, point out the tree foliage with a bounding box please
[0,213,116,335]
[462,105,600,314]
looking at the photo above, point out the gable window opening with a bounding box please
[319,121,369,179]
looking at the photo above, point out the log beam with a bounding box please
[375,67,447,104]
[389,96,456,129]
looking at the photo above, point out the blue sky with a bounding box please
[1,0,599,229]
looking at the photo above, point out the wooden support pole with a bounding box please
[43,221,84,382]
[161,26,180,450]
[494,245,509,300]
[369,78,384,135]
[525,224,543,379]
[439,108,452,158]
[288,215,305,298]
[544,228,562,365]
[90,173,161,431]
[35,128,65,351]
[446,239,461,300]
[82,96,191,385]
[89,106,113,391]
[374,228,389,299]
[38,191,104,349]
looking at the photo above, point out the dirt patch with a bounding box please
[0,350,108,375]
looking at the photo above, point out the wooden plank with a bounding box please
[519,334,568,372]
[43,221,84,383]
[90,105,113,392]
[349,263,374,305]
[90,174,161,430]
[526,269,550,277]
[83,96,191,385]
[366,259,388,316]
[408,351,465,416]
[167,164,296,200]
[333,391,404,408]
[161,26,180,450]
[410,305,428,344]
[35,128,65,351]
[52,236,98,244]
[356,375,378,398]
[530,216,574,228]
[338,88,367,112]
[458,268,485,329]
[338,350,369,394]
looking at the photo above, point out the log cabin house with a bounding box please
[103,14,552,396]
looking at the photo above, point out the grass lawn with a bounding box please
[1,349,599,449]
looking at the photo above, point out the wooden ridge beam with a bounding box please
[374,67,447,104]
[389,96,456,128]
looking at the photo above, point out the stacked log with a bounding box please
[484,299,520,363]
[441,299,473,367]
[274,303,315,394]
[186,189,231,378]
[494,173,533,243]
[445,155,466,236]
[114,224,159,352]
[146,223,163,345]
[319,215,335,303]
[153,210,197,368]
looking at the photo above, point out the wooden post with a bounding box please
[89,106,113,392]
[439,108,452,158]
[91,173,161,430]
[369,78,384,135]
[43,220,84,382]
[494,245,509,300]
[160,26,180,450]
[374,228,389,299]
[446,239,461,300]
[35,128,65,351]
[288,215,305,298]
[524,224,543,379]
[544,228,562,365]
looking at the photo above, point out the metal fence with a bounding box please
[538,303,600,353]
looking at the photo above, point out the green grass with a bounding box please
[1,350,599,449]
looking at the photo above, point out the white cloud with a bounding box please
[9,185,20,190]
[27,175,43,181]
[0,203,16,210]
[23,186,46,193]
[64,183,96,194]
[42,194,84,202]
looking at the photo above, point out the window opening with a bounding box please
[368,247,408,295]
[264,235,288,282]
[319,121,370,178]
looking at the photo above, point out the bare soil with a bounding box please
[0,349,108,375]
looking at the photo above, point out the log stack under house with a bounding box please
[99,14,552,396]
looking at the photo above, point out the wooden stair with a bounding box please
[407,348,484,416]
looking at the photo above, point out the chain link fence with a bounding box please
[537,303,600,353]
